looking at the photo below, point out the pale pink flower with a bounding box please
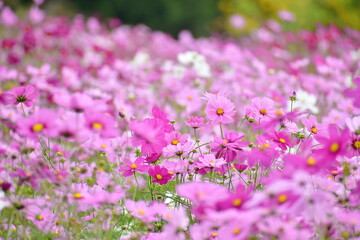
[205,95,235,124]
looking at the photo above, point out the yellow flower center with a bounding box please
[330,143,340,153]
[187,96,193,100]
[197,192,205,198]
[216,108,224,115]
[138,209,145,215]
[211,232,218,237]
[279,138,286,143]
[311,127,317,134]
[130,164,137,169]
[307,156,316,166]
[32,123,44,132]
[171,139,179,145]
[100,144,107,149]
[92,122,103,130]
[156,174,163,180]
[233,198,242,207]
[260,108,267,115]
[259,143,270,151]
[278,194,288,203]
[35,215,44,221]
[233,228,241,235]
[354,140,360,149]
[73,193,83,199]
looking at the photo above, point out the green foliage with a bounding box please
[219,0,360,35]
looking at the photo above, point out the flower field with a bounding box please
[1,3,360,240]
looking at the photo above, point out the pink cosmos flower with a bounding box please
[278,10,295,22]
[349,180,360,207]
[1,7,18,26]
[163,160,187,174]
[229,14,246,29]
[2,85,38,107]
[152,106,173,133]
[29,6,44,24]
[25,206,56,233]
[186,116,205,128]
[345,77,360,108]
[165,131,189,146]
[247,136,279,168]
[216,184,252,210]
[177,182,228,205]
[148,166,172,185]
[54,92,101,113]
[118,157,149,177]
[130,118,167,156]
[205,95,235,124]
[233,163,248,173]
[283,153,332,175]
[125,199,157,223]
[196,154,227,169]
[144,153,162,164]
[84,111,118,138]
[315,125,350,162]
[265,131,294,151]
[18,109,59,138]
[210,132,249,162]
[251,97,276,121]
[302,115,326,137]
[177,87,202,114]
[162,141,195,157]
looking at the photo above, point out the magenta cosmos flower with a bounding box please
[210,132,249,162]
[130,118,167,156]
[148,166,172,185]
[265,131,294,151]
[205,95,235,124]
[315,125,350,162]
[2,85,38,107]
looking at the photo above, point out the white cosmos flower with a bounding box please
[0,191,9,212]
[287,89,319,114]
[177,51,211,78]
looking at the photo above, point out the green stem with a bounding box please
[148,177,154,201]
[193,128,203,155]
[20,103,26,117]
[227,163,233,190]
[5,209,15,240]
[219,123,224,139]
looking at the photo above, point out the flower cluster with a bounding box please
[0,3,360,240]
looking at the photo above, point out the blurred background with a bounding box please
[4,0,360,37]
